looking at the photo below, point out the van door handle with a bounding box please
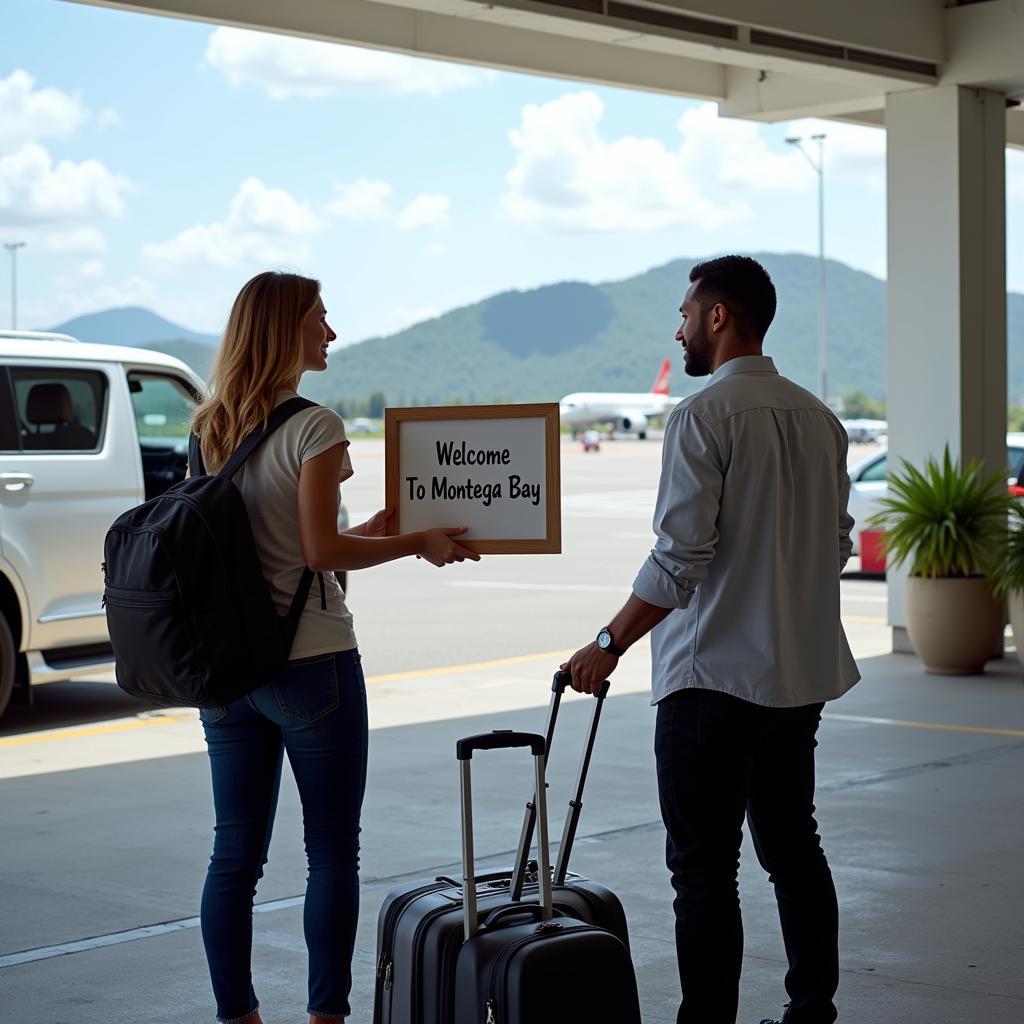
[1,473,34,491]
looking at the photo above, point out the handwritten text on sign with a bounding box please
[405,440,541,507]
[397,417,549,539]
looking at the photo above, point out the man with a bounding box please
[564,255,859,1024]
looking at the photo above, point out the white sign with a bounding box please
[385,404,561,554]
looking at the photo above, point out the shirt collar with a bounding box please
[707,354,777,384]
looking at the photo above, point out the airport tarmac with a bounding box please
[2,438,1022,1023]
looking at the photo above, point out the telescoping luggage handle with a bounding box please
[510,670,610,902]
[458,730,553,941]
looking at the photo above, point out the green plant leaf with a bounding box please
[866,443,1013,579]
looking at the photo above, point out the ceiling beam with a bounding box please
[67,0,727,100]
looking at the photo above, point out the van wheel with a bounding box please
[0,613,15,720]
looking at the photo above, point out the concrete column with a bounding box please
[885,85,1007,650]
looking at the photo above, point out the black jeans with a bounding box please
[655,688,839,1024]
[199,649,368,1022]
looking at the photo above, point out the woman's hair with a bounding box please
[191,271,321,471]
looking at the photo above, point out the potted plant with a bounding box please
[868,446,1012,675]
[989,503,1024,673]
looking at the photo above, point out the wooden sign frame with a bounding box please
[384,403,561,555]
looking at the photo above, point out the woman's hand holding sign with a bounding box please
[418,527,480,566]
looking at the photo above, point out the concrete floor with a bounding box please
[2,439,1023,1023]
[3,650,1024,1024]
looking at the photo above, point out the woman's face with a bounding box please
[299,294,337,375]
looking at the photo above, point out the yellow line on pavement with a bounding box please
[0,715,192,748]
[365,648,579,685]
[823,712,1024,738]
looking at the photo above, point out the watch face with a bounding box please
[597,629,611,650]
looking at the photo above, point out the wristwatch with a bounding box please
[596,627,626,657]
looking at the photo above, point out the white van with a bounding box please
[0,331,206,719]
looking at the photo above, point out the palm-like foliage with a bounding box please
[990,504,1024,596]
[867,446,1012,578]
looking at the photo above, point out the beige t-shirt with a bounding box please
[228,392,358,660]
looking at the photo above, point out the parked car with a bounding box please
[0,331,206,719]
[847,433,1024,554]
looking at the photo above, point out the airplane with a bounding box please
[559,358,683,439]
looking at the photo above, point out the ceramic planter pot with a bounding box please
[905,576,1003,675]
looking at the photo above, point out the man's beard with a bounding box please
[683,320,712,377]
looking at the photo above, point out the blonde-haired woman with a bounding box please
[192,271,478,1024]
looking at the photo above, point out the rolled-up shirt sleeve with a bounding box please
[632,403,724,609]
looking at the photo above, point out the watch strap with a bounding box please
[598,627,626,658]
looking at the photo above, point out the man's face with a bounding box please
[677,282,713,378]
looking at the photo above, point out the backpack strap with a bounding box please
[194,396,324,650]
[283,566,317,642]
[187,432,207,476]
[218,396,318,480]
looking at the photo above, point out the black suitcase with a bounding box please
[373,672,636,1024]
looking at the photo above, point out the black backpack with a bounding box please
[102,396,323,708]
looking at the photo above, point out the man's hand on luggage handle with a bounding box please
[561,593,674,695]
[561,643,618,695]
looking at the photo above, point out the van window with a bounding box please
[10,367,107,452]
[128,373,197,442]
[128,372,198,500]
[0,370,21,452]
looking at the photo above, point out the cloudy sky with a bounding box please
[3,0,1023,343]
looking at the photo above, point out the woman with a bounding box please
[190,271,478,1024]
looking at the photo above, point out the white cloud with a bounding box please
[325,180,451,229]
[0,70,88,150]
[0,143,132,226]
[782,116,887,191]
[676,103,811,193]
[27,274,158,330]
[500,94,891,233]
[326,178,393,220]
[398,193,450,229]
[204,27,492,99]
[79,258,104,280]
[501,93,751,233]
[143,177,322,267]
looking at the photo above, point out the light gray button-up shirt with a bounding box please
[632,355,860,707]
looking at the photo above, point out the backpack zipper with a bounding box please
[101,587,178,609]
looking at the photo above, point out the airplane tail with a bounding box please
[651,358,671,395]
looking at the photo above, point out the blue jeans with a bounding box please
[199,649,368,1022]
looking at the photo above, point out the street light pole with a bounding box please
[4,241,26,331]
[785,134,827,404]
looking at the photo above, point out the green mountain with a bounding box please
[47,306,219,348]
[41,257,1024,406]
[304,252,1024,407]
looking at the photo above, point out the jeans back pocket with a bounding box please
[272,653,340,722]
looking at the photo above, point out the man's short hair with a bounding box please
[688,256,777,340]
